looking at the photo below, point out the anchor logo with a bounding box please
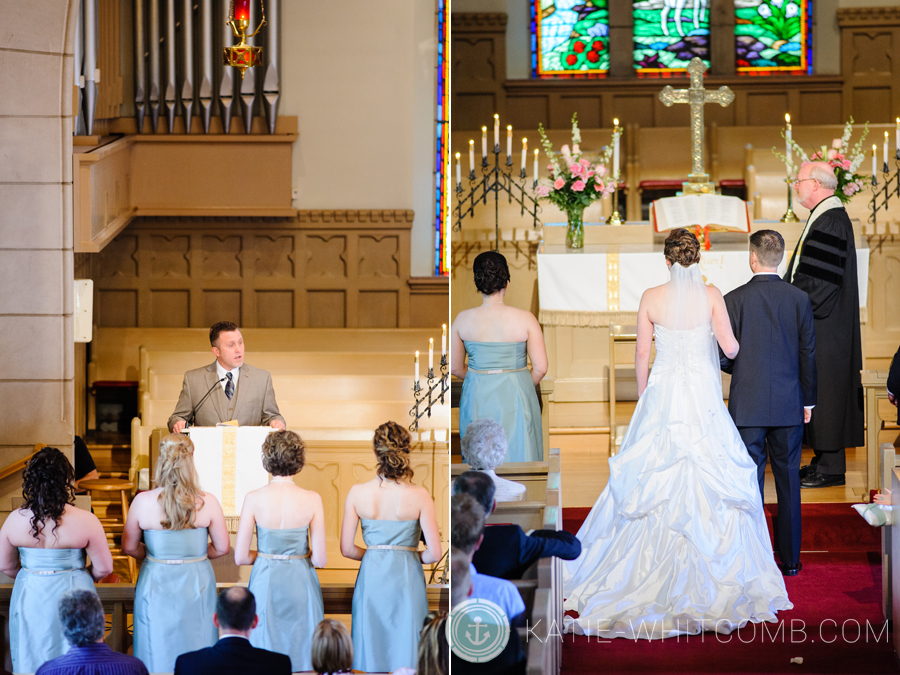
[465,616,491,645]
[450,599,510,663]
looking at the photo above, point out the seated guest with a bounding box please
[452,250,548,463]
[416,611,449,675]
[311,619,354,675]
[36,590,148,675]
[122,433,230,673]
[342,422,443,673]
[450,549,525,675]
[72,436,99,493]
[0,447,113,673]
[461,420,526,501]
[450,493,525,624]
[235,429,326,672]
[454,470,580,579]
[174,587,291,675]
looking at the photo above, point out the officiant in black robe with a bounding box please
[785,162,864,488]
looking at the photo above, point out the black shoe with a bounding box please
[799,464,814,479]
[780,562,802,576]
[800,471,846,489]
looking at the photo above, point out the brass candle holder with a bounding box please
[780,177,799,223]
[224,1,266,79]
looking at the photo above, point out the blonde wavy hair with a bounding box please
[373,421,414,482]
[155,434,204,530]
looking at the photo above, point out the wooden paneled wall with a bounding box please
[838,8,900,123]
[89,211,446,329]
[452,9,900,133]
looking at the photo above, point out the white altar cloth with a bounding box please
[537,240,870,326]
[184,426,272,519]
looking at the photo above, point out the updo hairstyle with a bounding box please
[472,251,510,296]
[262,429,306,477]
[22,447,75,540]
[373,421,414,482]
[664,228,701,267]
[155,433,204,530]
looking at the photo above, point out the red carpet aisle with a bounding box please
[559,505,898,674]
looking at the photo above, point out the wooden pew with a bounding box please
[91,327,440,382]
[451,460,552,503]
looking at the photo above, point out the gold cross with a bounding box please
[658,58,734,182]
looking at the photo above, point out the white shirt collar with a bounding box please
[753,271,780,276]
[218,633,249,641]
[216,361,240,390]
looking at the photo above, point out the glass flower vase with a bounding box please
[565,204,585,249]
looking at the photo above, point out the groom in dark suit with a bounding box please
[720,230,817,576]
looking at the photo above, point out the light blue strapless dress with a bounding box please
[133,528,218,672]
[10,548,95,673]
[351,519,428,672]
[459,341,543,463]
[248,525,324,672]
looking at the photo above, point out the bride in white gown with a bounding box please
[563,229,792,640]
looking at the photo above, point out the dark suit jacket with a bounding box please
[888,344,900,423]
[168,362,285,431]
[174,636,291,675]
[473,525,581,579]
[720,274,817,427]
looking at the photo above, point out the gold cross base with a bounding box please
[682,174,715,195]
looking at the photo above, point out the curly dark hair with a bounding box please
[373,421,414,482]
[22,447,75,540]
[664,228,701,267]
[472,251,510,296]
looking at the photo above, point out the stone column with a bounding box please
[0,1,78,501]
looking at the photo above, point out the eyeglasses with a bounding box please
[791,178,819,187]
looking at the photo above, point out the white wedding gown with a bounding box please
[562,264,792,640]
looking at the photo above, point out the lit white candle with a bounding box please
[506,125,512,159]
[493,114,500,149]
[613,118,620,179]
[521,138,527,172]
[414,351,419,387]
[533,149,539,182]
[469,139,475,175]
[873,144,877,177]
[481,127,487,159]
[455,152,461,186]
[429,338,434,374]
[785,113,792,173]
[885,131,890,168]
[441,324,447,356]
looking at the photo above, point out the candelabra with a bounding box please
[780,177,799,223]
[868,149,900,237]
[453,137,541,249]
[409,355,449,433]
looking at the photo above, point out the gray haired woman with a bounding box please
[460,419,526,502]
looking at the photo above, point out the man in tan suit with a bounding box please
[168,321,286,432]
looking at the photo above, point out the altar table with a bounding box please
[537,240,870,328]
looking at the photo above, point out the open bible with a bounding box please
[652,194,751,233]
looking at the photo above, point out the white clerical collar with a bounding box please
[216,362,240,388]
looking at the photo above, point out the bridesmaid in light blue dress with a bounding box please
[0,448,113,674]
[342,422,443,672]
[122,434,230,673]
[452,250,547,463]
[235,430,326,672]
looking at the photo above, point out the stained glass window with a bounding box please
[434,0,449,275]
[633,1,709,75]
[735,0,812,74]
[532,0,609,78]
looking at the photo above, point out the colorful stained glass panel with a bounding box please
[532,0,609,77]
[735,0,811,74]
[633,0,709,74]
[435,0,449,276]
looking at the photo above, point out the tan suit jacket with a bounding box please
[167,362,285,431]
